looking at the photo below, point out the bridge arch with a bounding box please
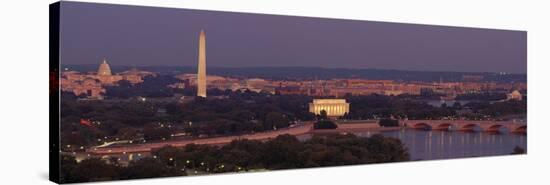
[434,123,454,131]
[512,125,527,133]
[486,124,506,132]
[412,123,432,130]
[458,123,479,132]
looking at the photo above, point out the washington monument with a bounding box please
[197,30,207,97]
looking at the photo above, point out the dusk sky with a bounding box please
[60,1,527,74]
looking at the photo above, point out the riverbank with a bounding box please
[87,122,315,154]
[310,121,401,134]
[309,126,401,134]
[87,121,395,155]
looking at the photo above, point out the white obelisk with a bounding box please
[197,29,207,97]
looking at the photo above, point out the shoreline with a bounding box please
[309,126,401,134]
[86,122,396,155]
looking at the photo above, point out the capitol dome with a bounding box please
[507,90,522,101]
[97,59,112,76]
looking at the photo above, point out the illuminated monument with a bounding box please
[309,99,350,117]
[197,30,207,97]
[97,59,112,76]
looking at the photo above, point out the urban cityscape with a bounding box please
[55,2,527,183]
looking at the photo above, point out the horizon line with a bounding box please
[61,64,527,75]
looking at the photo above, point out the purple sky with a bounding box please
[59,1,527,73]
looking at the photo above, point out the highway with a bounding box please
[87,122,313,155]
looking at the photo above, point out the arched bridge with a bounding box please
[402,120,526,133]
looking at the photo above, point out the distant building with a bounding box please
[97,59,112,76]
[309,99,350,117]
[60,59,155,99]
[506,90,522,101]
[384,90,403,96]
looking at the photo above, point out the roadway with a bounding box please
[87,122,313,155]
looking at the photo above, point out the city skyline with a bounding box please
[63,63,527,75]
[60,2,526,73]
[51,2,528,183]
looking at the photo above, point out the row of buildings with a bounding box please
[60,59,155,99]
[59,59,525,101]
[171,74,526,98]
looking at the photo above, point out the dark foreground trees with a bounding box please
[59,134,409,183]
[59,155,185,183]
[314,120,338,129]
[378,119,399,127]
[150,134,409,171]
[511,146,526,154]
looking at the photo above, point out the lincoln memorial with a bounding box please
[309,99,350,117]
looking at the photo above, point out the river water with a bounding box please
[299,129,526,161]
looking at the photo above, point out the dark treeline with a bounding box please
[167,92,316,136]
[456,92,507,101]
[342,94,526,120]
[59,134,409,183]
[343,94,456,120]
[463,100,527,118]
[104,75,180,98]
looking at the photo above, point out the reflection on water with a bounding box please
[299,129,527,161]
